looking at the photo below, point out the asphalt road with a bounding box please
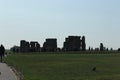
[0,63,18,80]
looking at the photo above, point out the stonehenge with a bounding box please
[11,35,87,52]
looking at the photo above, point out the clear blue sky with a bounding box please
[0,0,120,49]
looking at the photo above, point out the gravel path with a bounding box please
[0,63,18,80]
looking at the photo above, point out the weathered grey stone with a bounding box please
[63,36,81,51]
[20,40,30,52]
[30,41,40,52]
[20,40,40,52]
[82,36,86,51]
[43,38,57,52]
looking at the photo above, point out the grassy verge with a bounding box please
[4,52,120,80]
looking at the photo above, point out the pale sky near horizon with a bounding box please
[0,0,120,49]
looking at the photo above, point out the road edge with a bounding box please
[6,64,24,80]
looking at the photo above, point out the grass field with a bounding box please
[4,52,120,80]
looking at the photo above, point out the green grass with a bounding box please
[4,52,120,80]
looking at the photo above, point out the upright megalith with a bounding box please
[43,38,57,52]
[82,36,86,51]
[20,40,40,52]
[30,42,36,52]
[30,41,40,52]
[89,46,91,51]
[63,36,81,51]
[100,43,104,51]
[36,42,40,52]
[20,40,30,52]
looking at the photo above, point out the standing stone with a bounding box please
[30,42,36,52]
[43,38,57,52]
[36,42,40,52]
[20,40,30,52]
[63,36,81,51]
[30,41,40,52]
[100,43,104,51]
[82,36,86,51]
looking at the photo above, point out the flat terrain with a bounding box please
[4,52,120,80]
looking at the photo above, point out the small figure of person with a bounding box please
[0,44,5,62]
